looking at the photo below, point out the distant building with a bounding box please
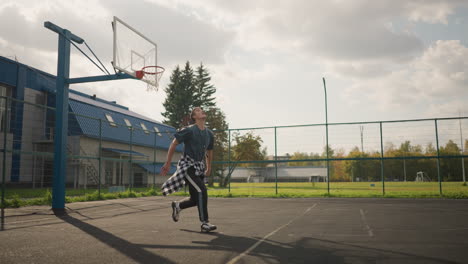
[266,155,290,167]
[0,56,180,187]
[229,166,328,183]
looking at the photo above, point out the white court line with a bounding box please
[86,203,165,213]
[5,217,57,225]
[5,202,167,225]
[70,200,169,214]
[360,209,374,237]
[226,203,317,264]
[440,228,468,231]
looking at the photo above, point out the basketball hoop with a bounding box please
[112,16,164,92]
[135,66,165,91]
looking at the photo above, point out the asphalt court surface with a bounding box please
[1,197,467,263]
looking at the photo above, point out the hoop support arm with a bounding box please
[67,72,136,84]
[44,21,84,44]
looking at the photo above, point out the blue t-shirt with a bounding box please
[174,125,214,162]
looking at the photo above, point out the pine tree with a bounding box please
[194,63,216,110]
[162,62,219,128]
[161,62,196,128]
[161,66,181,127]
[180,61,196,126]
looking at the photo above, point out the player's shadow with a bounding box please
[50,209,458,264]
[136,229,345,264]
[137,229,459,264]
[53,209,175,264]
[1,208,4,231]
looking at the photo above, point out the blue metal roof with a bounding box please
[136,163,177,174]
[69,97,181,150]
[0,57,18,87]
[0,56,57,91]
[0,56,181,151]
[102,148,147,157]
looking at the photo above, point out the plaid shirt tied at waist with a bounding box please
[161,155,205,196]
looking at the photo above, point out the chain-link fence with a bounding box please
[210,118,467,197]
[1,96,467,209]
[0,96,178,207]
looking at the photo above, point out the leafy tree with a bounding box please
[344,147,381,182]
[221,132,267,187]
[440,140,462,181]
[205,107,229,187]
[384,141,425,181]
[322,144,335,158]
[232,132,267,167]
[331,148,350,181]
[425,143,437,155]
[322,144,336,179]
[288,152,322,166]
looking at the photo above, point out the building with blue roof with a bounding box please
[0,56,180,188]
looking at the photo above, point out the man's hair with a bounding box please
[180,115,192,127]
[190,107,200,122]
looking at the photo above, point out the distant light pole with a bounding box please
[460,117,466,184]
[322,77,330,193]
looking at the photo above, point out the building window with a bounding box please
[124,118,132,129]
[154,126,162,136]
[0,85,11,133]
[105,113,117,127]
[166,129,174,139]
[105,160,114,185]
[140,122,149,134]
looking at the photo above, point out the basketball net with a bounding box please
[135,66,165,92]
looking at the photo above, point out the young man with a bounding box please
[160,107,216,232]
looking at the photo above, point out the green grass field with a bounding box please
[1,182,467,208]
[201,182,468,198]
[0,187,157,208]
[2,187,152,199]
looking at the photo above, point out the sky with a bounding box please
[1,0,468,155]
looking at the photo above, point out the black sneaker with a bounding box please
[201,222,217,232]
[171,201,180,222]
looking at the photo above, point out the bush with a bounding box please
[126,190,137,198]
[9,194,24,208]
[443,192,468,199]
[144,188,159,196]
[44,189,52,205]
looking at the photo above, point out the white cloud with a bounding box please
[425,100,467,118]
[100,0,234,65]
[165,0,465,60]
[405,0,459,24]
[0,0,234,73]
[342,40,468,116]
[1,0,467,128]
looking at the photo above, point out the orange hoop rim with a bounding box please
[141,65,165,75]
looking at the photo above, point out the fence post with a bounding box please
[435,119,442,195]
[129,128,133,191]
[98,118,102,197]
[228,129,231,193]
[1,97,8,207]
[323,78,330,195]
[274,126,278,195]
[459,118,465,184]
[380,122,385,195]
[153,131,157,188]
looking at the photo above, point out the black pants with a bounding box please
[179,167,208,222]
